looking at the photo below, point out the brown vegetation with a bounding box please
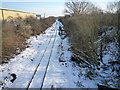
[2,16,56,62]
[61,0,119,66]
[62,14,99,65]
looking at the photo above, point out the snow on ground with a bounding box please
[95,27,120,89]
[42,30,97,88]
[95,42,119,89]
[0,20,97,89]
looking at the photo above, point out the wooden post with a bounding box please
[44,13,45,18]
[1,9,4,21]
[0,10,2,64]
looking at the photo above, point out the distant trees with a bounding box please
[107,2,118,13]
[65,0,101,15]
[117,1,120,13]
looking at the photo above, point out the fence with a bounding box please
[0,9,36,21]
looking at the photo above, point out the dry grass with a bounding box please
[61,13,118,66]
[61,14,99,65]
[0,20,2,63]
[2,21,25,59]
[2,16,56,62]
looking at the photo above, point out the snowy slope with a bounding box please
[95,27,120,89]
[0,20,97,89]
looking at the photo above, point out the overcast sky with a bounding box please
[1,0,119,17]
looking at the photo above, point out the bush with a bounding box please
[62,14,99,65]
[2,16,56,62]
[2,21,25,59]
[61,11,119,66]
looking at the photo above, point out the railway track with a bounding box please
[9,21,60,89]
[28,29,58,89]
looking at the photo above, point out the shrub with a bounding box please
[61,10,119,66]
[2,21,25,59]
[62,14,99,65]
[2,16,56,62]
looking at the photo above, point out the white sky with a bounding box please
[1,0,119,17]
[2,0,66,2]
[2,0,119,2]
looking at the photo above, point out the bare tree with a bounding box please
[65,0,95,15]
[107,1,119,13]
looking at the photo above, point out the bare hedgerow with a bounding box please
[2,16,56,62]
[62,0,119,66]
[62,14,99,65]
